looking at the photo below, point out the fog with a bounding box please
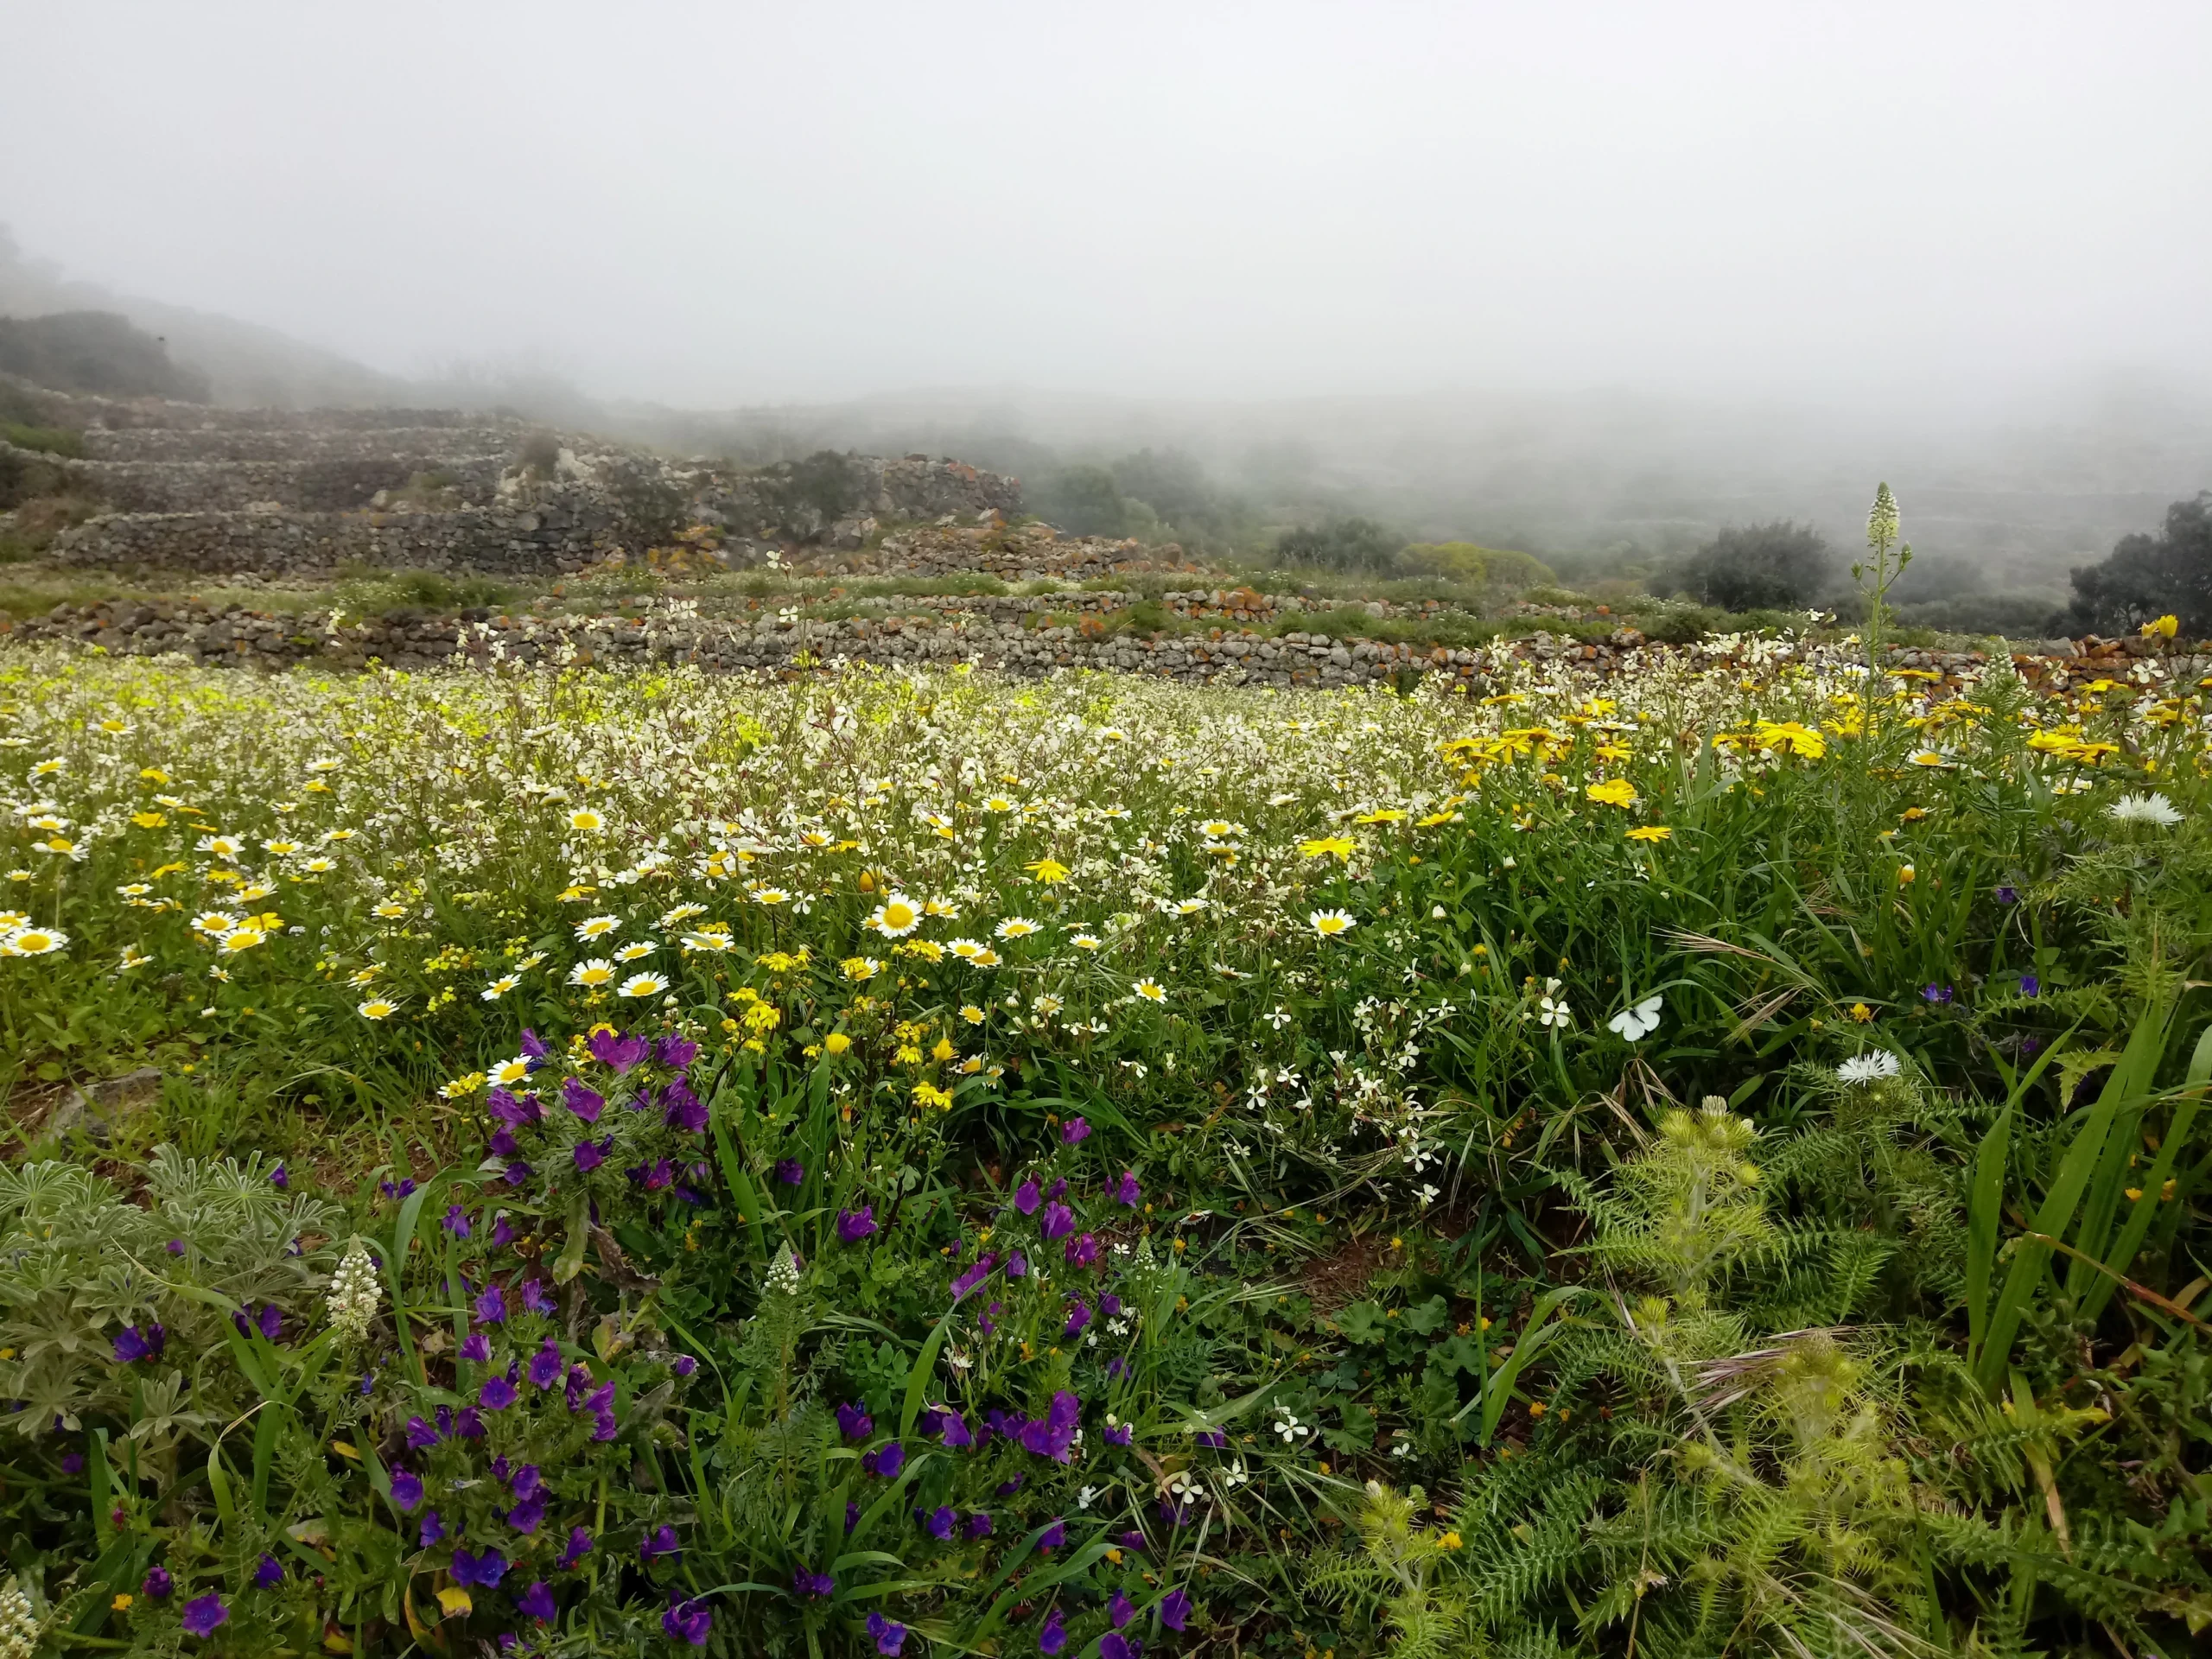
[6,1,2212,591]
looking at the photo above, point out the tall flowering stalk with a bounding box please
[325,1236,381,1343]
[1853,482,1912,743]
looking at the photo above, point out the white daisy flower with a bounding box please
[1837,1051,1902,1084]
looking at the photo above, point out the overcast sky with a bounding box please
[8,1,2211,408]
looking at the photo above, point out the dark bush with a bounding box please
[1031,465,1135,538]
[776,450,861,521]
[2063,493,2212,638]
[1271,516,1405,573]
[517,431,563,478]
[1664,520,1834,611]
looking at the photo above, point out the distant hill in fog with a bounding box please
[0,226,408,409]
[4,225,2204,602]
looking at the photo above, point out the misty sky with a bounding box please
[9,1,2212,408]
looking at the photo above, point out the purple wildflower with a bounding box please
[507,1493,547,1534]
[389,1468,424,1511]
[965,1511,994,1538]
[662,1078,709,1133]
[1101,1635,1142,1659]
[1067,1232,1099,1268]
[1995,885,2019,905]
[1019,1390,1082,1463]
[406,1415,441,1450]
[867,1611,907,1656]
[456,1406,486,1440]
[480,1374,518,1411]
[1110,1591,1135,1628]
[663,1595,714,1647]
[166,1238,186,1255]
[1062,1116,1090,1145]
[774,1157,804,1185]
[521,1277,557,1316]
[1923,983,1954,1005]
[181,1594,228,1637]
[926,1504,956,1540]
[1114,1170,1141,1206]
[574,1136,613,1173]
[255,1554,284,1589]
[1014,1178,1041,1215]
[1104,1421,1134,1446]
[639,1524,681,1563]
[588,1029,650,1073]
[461,1333,492,1363]
[1064,1301,1091,1338]
[558,1527,594,1570]
[1039,1605,1068,1656]
[420,1510,445,1547]
[451,1548,508,1589]
[1006,1250,1028,1280]
[658,1034,699,1070]
[2019,974,2041,996]
[1039,1200,1074,1242]
[793,1567,835,1598]
[61,1451,84,1474]
[474,1286,508,1325]
[847,1500,861,1534]
[837,1205,879,1243]
[442,1204,471,1239]
[269,1162,289,1190]
[112,1323,165,1363]
[516,1580,556,1621]
[503,1160,532,1185]
[529,1339,563,1389]
[863,1440,905,1478]
[143,1567,174,1599]
[673,1354,696,1376]
[1160,1589,1192,1630]
[520,1028,550,1061]
[563,1077,605,1123]
[492,1215,518,1247]
[1037,1517,1067,1550]
[936,1408,974,1448]
[836,1402,874,1440]
[951,1252,998,1300]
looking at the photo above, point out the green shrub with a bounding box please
[1,423,84,458]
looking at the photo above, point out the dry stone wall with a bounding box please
[10,591,2173,690]
[5,372,1025,576]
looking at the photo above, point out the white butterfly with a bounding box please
[1607,994,1665,1042]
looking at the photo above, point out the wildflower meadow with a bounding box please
[3,576,2209,1656]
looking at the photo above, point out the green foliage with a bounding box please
[1400,542,1556,603]
[2064,491,2212,638]
[1664,519,1836,612]
[1,423,84,458]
